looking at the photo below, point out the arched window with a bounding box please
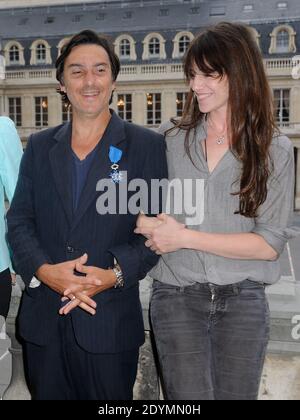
[172,31,194,59]
[4,41,25,66]
[276,30,289,52]
[120,39,131,58]
[114,35,137,61]
[30,39,52,65]
[9,45,20,64]
[142,33,166,60]
[269,25,296,54]
[178,35,190,55]
[149,37,160,56]
[36,44,46,63]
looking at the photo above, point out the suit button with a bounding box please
[67,246,74,253]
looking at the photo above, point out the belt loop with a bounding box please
[208,283,216,301]
[233,284,239,295]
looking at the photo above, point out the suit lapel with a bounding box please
[49,122,73,226]
[71,112,127,232]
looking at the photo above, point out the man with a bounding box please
[7,30,167,400]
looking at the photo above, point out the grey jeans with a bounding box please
[150,279,270,400]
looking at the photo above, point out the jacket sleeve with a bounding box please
[7,136,52,286]
[0,117,23,273]
[108,133,168,290]
[0,118,23,202]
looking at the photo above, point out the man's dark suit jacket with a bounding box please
[7,111,168,354]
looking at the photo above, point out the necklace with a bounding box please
[215,135,225,145]
[207,117,226,145]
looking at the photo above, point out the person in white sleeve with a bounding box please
[0,116,22,323]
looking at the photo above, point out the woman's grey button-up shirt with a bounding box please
[150,121,300,286]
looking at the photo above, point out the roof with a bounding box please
[0,0,299,62]
[0,0,299,39]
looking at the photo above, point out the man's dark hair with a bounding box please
[56,29,120,105]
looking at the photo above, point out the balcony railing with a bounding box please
[118,63,184,81]
[4,69,56,83]
[1,57,300,85]
[5,71,26,80]
[28,70,53,78]
[265,58,295,69]
[265,57,300,77]
[278,122,300,129]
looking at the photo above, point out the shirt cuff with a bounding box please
[29,276,41,288]
[252,223,300,255]
[108,244,140,289]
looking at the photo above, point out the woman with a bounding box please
[0,116,22,323]
[135,22,300,400]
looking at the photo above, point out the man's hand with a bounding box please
[11,273,17,285]
[59,264,117,316]
[36,254,101,315]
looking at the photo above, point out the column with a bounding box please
[290,86,300,125]
[296,146,300,210]
[110,91,118,115]
[22,95,34,130]
[48,93,62,127]
[0,87,5,115]
[132,91,145,126]
[162,90,176,122]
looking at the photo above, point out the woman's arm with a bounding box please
[136,137,300,261]
[180,228,277,260]
[135,214,277,260]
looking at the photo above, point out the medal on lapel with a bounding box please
[109,146,123,183]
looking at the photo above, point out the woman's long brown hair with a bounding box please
[169,22,278,218]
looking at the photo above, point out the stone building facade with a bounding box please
[0,0,299,208]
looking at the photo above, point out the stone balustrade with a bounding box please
[1,58,299,86]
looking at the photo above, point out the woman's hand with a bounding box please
[135,213,186,254]
[135,213,163,239]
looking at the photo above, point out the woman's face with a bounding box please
[189,64,229,115]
